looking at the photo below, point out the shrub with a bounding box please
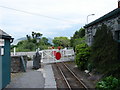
[75,43,90,70]
[96,76,120,90]
[89,24,120,74]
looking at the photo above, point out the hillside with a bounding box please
[12,37,27,45]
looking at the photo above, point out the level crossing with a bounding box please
[40,49,75,63]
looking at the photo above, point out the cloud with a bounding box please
[0,0,118,39]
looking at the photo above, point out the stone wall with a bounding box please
[85,15,120,46]
[11,55,27,73]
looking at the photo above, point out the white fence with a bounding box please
[40,49,75,63]
[11,49,75,63]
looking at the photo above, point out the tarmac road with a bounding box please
[6,61,45,88]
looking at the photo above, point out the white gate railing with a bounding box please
[39,49,75,63]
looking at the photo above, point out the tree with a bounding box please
[35,33,42,39]
[26,35,31,41]
[70,28,85,50]
[32,31,36,38]
[24,42,35,51]
[13,31,51,52]
[32,31,42,39]
[52,37,70,48]
[42,37,49,45]
[72,28,85,39]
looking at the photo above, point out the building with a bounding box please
[0,29,13,89]
[84,1,120,46]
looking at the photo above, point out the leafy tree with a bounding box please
[72,38,85,48]
[26,35,31,41]
[42,37,49,45]
[52,37,70,48]
[35,32,42,39]
[70,28,85,50]
[32,31,36,38]
[71,28,85,40]
[24,42,35,51]
[13,31,51,52]
[32,31,42,39]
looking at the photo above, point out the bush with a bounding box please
[75,43,90,70]
[89,24,120,74]
[96,76,120,90]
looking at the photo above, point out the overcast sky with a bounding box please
[0,0,118,40]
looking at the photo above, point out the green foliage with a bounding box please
[72,37,85,49]
[96,76,120,90]
[73,28,85,39]
[71,28,88,70]
[75,43,91,70]
[52,37,70,48]
[70,28,85,50]
[41,37,50,45]
[12,32,51,52]
[89,24,120,74]
[31,31,42,39]
[15,40,36,52]
[26,35,31,41]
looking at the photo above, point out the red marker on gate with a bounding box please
[52,51,56,56]
[55,52,61,60]
[58,46,61,50]
[55,46,61,60]
[52,46,56,56]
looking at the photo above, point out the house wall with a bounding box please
[85,15,120,46]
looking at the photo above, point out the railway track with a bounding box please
[56,62,88,90]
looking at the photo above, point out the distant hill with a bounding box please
[12,37,27,45]
[12,37,53,45]
[48,38,53,45]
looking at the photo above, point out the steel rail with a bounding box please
[62,62,88,90]
[56,64,72,90]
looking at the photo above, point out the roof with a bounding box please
[0,29,12,39]
[84,8,120,28]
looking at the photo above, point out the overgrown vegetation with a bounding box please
[75,43,90,70]
[87,24,120,89]
[96,76,120,90]
[89,24,120,77]
[70,28,90,70]
[72,24,120,89]
[52,37,70,48]
[70,28,85,51]
[11,32,51,52]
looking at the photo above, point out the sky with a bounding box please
[0,0,118,40]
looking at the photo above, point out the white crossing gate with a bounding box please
[39,49,75,63]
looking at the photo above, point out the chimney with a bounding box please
[118,0,120,8]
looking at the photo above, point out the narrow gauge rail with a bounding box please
[56,62,88,90]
